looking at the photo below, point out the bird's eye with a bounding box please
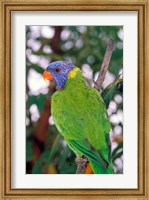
[55,68,61,73]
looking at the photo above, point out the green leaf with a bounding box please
[112,141,123,160]
[32,134,62,174]
[28,94,50,113]
[32,150,50,174]
[101,77,123,108]
[26,141,34,162]
[32,51,64,60]
[112,150,123,162]
[47,134,62,164]
[58,145,70,170]
[33,65,44,74]
[101,83,117,108]
[59,164,77,174]
[26,127,33,138]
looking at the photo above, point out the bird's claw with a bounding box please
[75,156,88,174]
[75,157,88,165]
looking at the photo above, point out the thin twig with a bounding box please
[75,39,114,174]
[94,38,114,91]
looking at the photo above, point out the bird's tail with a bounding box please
[86,159,114,174]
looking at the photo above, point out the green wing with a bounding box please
[84,87,111,163]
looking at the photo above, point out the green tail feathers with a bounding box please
[66,139,114,174]
[89,159,114,174]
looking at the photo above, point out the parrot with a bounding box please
[43,61,114,174]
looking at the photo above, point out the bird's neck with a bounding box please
[64,67,86,89]
[68,67,80,79]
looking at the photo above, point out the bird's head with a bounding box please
[43,61,75,88]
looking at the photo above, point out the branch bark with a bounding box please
[94,38,114,91]
[75,38,114,174]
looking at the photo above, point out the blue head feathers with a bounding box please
[46,61,75,88]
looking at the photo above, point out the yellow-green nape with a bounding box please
[68,67,80,79]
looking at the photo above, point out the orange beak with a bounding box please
[43,70,53,81]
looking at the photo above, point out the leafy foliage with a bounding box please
[102,76,123,108]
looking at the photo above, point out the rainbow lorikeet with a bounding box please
[43,61,113,174]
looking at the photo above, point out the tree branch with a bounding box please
[94,38,114,91]
[75,39,114,174]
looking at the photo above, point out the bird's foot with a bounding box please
[75,156,88,174]
[75,156,87,164]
